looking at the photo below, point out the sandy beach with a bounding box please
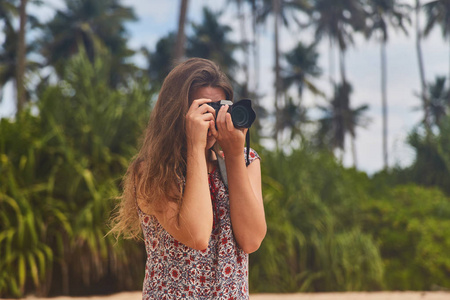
[9,291,449,300]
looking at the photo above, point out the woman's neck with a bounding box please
[206,149,218,173]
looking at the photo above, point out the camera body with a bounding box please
[207,99,256,129]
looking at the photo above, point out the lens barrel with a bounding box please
[230,99,255,128]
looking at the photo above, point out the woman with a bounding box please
[112,58,266,299]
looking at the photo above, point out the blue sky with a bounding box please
[0,0,447,174]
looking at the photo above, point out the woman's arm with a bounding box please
[152,99,216,250]
[212,105,267,253]
[225,153,266,253]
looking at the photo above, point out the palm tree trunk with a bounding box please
[237,0,250,96]
[251,0,260,95]
[339,47,346,84]
[351,135,357,168]
[174,0,189,63]
[329,37,335,87]
[274,0,281,145]
[381,40,388,170]
[338,47,353,165]
[415,0,430,133]
[16,0,27,114]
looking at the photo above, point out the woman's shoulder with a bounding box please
[244,147,261,165]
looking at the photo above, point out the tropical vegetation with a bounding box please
[1,0,450,297]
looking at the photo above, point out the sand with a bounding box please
[8,291,449,300]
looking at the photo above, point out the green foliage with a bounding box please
[249,148,384,292]
[2,53,450,296]
[389,115,450,195]
[0,113,55,296]
[362,185,450,290]
[0,50,153,297]
[2,0,450,295]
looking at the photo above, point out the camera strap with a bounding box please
[213,130,251,189]
[215,150,228,188]
[245,130,250,166]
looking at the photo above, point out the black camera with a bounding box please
[207,99,256,129]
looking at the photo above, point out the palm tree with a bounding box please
[256,0,310,144]
[364,0,411,170]
[225,0,252,96]
[309,0,368,165]
[0,0,40,113]
[0,0,17,35]
[415,0,431,132]
[224,0,262,96]
[276,96,309,143]
[142,32,176,89]
[0,15,16,102]
[0,0,17,30]
[309,0,367,85]
[276,41,323,143]
[427,76,449,128]
[16,0,27,113]
[40,0,137,86]
[174,0,189,62]
[281,41,323,97]
[186,7,239,78]
[247,0,261,95]
[0,1,17,95]
[423,0,450,92]
[317,82,370,166]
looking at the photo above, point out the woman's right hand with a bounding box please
[185,98,216,149]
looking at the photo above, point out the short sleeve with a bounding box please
[244,147,260,166]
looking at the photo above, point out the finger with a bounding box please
[189,98,212,111]
[225,112,234,131]
[199,103,216,115]
[216,105,228,131]
[209,120,218,138]
[202,112,215,122]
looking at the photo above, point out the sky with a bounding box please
[0,0,447,174]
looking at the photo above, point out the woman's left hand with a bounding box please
[209,104,247,157]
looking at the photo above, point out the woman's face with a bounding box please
[190,86,227,150]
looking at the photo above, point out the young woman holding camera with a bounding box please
[111,58,266,299]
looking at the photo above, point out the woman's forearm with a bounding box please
[155,145,213,250]
[226,154,266,253]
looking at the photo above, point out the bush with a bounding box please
[362,185,450,290]
[249,148,383,292]
[0,51,153,297]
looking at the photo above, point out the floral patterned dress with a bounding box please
[137,148,260,300]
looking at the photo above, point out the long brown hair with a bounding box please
[110,58,233,239]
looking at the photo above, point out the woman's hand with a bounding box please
[185,99,216,150]
[210,104,247,157]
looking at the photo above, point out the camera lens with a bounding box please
[230,99,256,128]
[231,106,250,128]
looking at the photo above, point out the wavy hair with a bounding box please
[110,58,233,239]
